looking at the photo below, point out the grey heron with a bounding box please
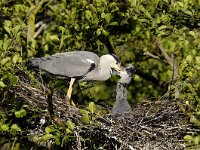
[29,51,122,106]
[112,64,135,115]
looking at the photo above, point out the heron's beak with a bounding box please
[111,63,122,72]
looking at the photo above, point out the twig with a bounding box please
[75,130,82,150]
[35,20,45,28]
[11,137,17,150]
[144,51,160,60]
[156,39,173,67]
[34,23,47,38]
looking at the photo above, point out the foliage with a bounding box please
[184,134,200,148]
[30,102,98,147]
[0,0,200,149]
[80,102,98,125]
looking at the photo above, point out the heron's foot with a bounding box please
[65,96,76,107]
[70,100,76,107]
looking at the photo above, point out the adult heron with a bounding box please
[29,51,122,106]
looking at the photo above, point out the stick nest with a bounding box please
[10,71,199,150]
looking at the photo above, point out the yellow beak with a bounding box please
[112,63,122,72]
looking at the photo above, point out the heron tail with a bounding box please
[26,58,41,69]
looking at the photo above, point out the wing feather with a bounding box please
[38,51,99,78]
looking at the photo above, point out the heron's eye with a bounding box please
[116,62,121,66]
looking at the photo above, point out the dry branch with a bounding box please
[156,39,180,99]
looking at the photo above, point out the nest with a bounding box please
[9,71,199,150]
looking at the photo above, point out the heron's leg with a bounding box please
[65,78,76,106]
[47,89,65,126]
[77,83,84,104]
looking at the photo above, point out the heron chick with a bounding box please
[112,64,135,115]
[28,51,122,106]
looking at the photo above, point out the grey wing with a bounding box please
[38,52,97,77]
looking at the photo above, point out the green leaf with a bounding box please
[190,115,198,124]
[66,128,73,134]
[138,5,145,12]
[188,31,195,37]
[45,126,55,134]
[194,136,200,145]
[67,120,75,131]
[58,26,66,33]
[196,56,200,66]
[14,5,21,13]
[92,16,99,24]
[101,12,106,18]
[10,76,18,85]
[85,10,92,20]
[41,133,54,141]
[49,35,59,41]
[167,40,176,51]
[196,111,200,116]
[11,124,21,131]
[0,124,9,131]
[104,13,111,22]
[1,57,11,65]
[4,20,12,34]
[102,29,109,36]
[184,135,193,141]
[96,27,102,36]
[152,0,160,4]
[110,22,118,25]
[88,102,96,114]
[13,25,21,34]
[0,40,3,50]
[3,39,10,50]
[61,136,69,147]
[145,31,150,39]
[186,55,193,62]
[4,20,12,27]
[89,4,96,12]
[55,137,60,145]
[5,61,11,68]
[13,54,20,64]
[30,39,37,51]
[158,25,167,30]
[130,0,137,7]
[15,109,27,118]
[177,2,184,7]
[32,135,40,143]
[185,10,193,16]
[80,115,90,124]
[80,109,89,115]
[144,11,151,19]
[0,81,6,88]
[4,26,10,34]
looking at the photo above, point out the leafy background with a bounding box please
[0,0,200,148]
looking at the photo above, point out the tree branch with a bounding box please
[27,0,48,51]
[144,51,160,60]
[34,23,47,39]
[135,67,163,86]
[156,39,179,99]
[99,35,116,54]
[156,39,173,67]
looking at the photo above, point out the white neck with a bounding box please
[95,65,111,81]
